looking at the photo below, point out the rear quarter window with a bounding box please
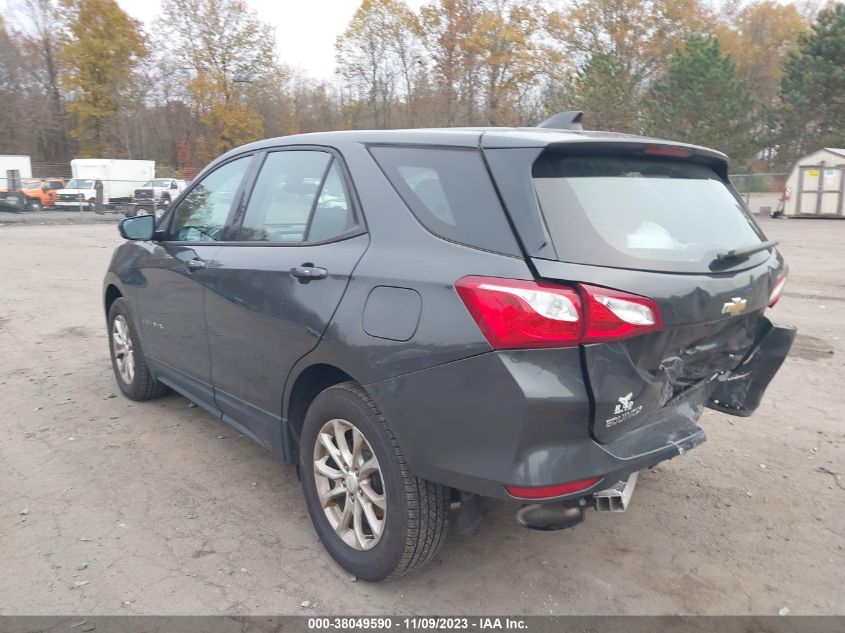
[370,146,520,256]
[532,154,766,273]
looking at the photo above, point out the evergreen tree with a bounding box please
[573,52,639,133]
[776,4,845,167]
[645,35,756,167]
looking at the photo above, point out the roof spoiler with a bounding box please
[537,111,583,131]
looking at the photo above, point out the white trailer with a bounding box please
[0,155,33,189]
[55,159,155,208]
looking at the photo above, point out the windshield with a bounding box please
[141,179,171,187]
[532,155,765,273]
[22,182,41,190]
[65,179,94,189]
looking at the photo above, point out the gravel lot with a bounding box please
[0,216,842,615]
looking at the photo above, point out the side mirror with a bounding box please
[42,184,49,191]
[171,182,178,189]
[119,214,156,240]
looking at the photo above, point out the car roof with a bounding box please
[227,127,727,162]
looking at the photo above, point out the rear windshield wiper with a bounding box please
[712,240,779,266]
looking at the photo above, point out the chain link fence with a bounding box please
[1,172,186,218]
[730,172,789,216]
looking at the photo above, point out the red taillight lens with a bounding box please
[769,267,788,307]
[455,276,662,349]
[454,276,582,349]
[505,476,602,500]
[783,187,792,201]
[581,284,662,343]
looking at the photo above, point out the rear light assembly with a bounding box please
[505,476,602,500]
[454,277,581,349]
[769,267,788,307]
[580,284,661,343]
[455,276,662,349]
[642,144,693,158]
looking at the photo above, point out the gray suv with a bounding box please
[104,115,795,581]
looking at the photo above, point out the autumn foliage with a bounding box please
[0,0,843,172]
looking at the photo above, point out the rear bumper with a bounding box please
[365,348,708,501]
[708,318,796,416]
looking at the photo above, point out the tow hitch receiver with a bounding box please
[594,471,639,513]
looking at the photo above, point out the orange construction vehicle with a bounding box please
[17,178,67,210]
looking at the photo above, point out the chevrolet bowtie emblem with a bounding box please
[722,297,748,316]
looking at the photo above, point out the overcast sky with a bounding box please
[117,0,428,79]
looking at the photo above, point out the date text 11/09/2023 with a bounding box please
[307,617,529,630]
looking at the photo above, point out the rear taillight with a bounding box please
[455,276,662,349]
[505,476,602,500]
[769,267,788,307]
[783,187,791,202]
[580,284,662,343]
[454,277,581,349]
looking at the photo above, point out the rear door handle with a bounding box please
[186,258,207,270]
[290,264,327,283]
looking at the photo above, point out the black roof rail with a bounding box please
[537,111,584,131]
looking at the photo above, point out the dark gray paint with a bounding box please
[362,286,422,341]
[103,126,793,503]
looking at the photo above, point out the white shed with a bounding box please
[783,148,845,217]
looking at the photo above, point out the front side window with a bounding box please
[167,156,252,242]
[238,151,355,243]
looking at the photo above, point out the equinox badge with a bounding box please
[722,297,748,316]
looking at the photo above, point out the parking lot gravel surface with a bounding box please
[0,217,842,615]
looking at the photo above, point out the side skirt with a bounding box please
[146,356,291,462]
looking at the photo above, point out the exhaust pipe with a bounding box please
[594,471,639,512]
[516,502,584,531]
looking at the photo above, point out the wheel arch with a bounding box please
[104,283,123,317]
[283,363,356,462]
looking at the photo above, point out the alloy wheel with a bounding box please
[313,418,386,551]
[112,314,135,385]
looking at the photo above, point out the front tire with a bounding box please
[300,382,450,581]
[107,298,168,401]
[28,199,42,211]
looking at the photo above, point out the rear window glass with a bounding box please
[533,155,765,272]
[370,146,520,256]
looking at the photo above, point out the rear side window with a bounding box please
[533,154,765,272]
[370,146,520,256]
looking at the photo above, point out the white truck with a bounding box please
[0,155,33,190]
[55,159,155,209]
[129,178,188,219]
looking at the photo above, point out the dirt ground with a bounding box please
[0,215,842,616]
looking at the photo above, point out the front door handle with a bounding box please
[290,264,327,283]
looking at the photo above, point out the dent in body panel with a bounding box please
[708,317,796,416]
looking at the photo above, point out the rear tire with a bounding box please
[300,382,450,581]
[107,298,168,401]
